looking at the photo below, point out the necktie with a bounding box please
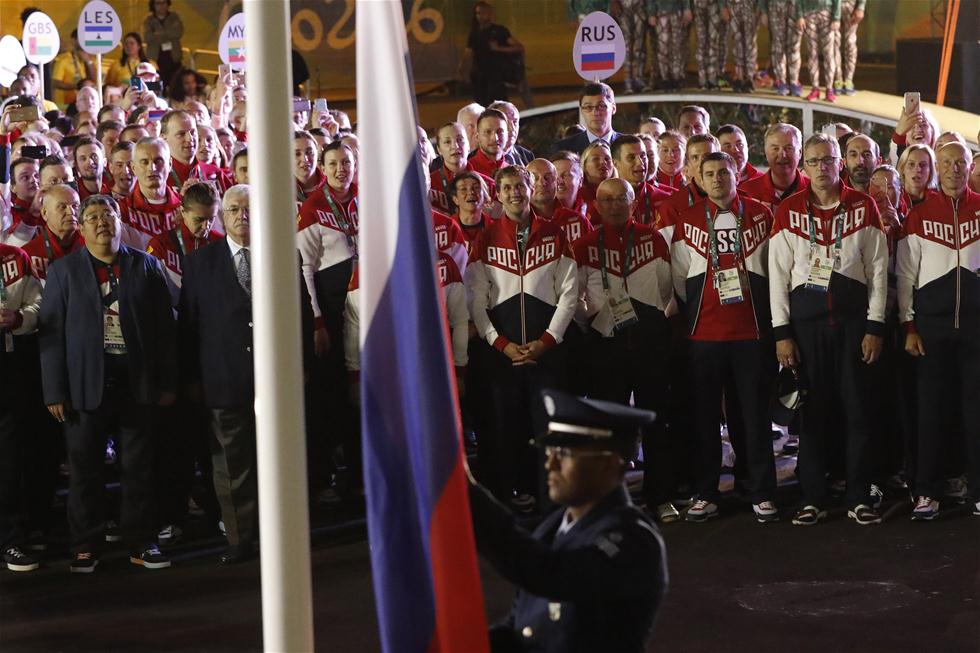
[237,248,251,296]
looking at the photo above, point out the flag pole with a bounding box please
[96,53,103,105]
[243,1,315,651]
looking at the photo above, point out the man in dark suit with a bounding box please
[548,82,621,156]
[469,389,668,653]
[40,194,177,574]
[179,184,313,564]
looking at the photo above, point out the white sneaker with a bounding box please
[654,502,680,523]
[157,524,183,545]
[870,484,884,510]
[752,501,779,523]
[973,500,980,516]
[685,499,718,523]
[911,496,939,521]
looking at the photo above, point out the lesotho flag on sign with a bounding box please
[83,25,113,47]
[356,2,490,652]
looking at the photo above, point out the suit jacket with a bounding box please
[511,144,535,166]
[178,238,314,409]
[548,130,621,156]
[39,245,177,410]
[470,484,667,653]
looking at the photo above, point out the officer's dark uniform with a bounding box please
[469,390,669,653]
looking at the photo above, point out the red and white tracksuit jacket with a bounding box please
[428,162,495,215]
[167,158,235,194]
[294,170,326,215]
[536,205,594,246]
[77,176,112,201]
[22,228,84,281]
[453,212,495,257]
[296,184,359,327]
[0,244,42,337]
[117,184,183,251]
[768,185,888,340]
[344,252,470,375]
[632,181,674,227]
[655,169,685,190]
[467,149,508,180]
[670,197,774,340]
[896,188,980,331]
[465,214,578,351]
[147,224,223,306]
[738,169,810,213]
[655,184,708,245]
[432,209,469,278]
[2,195,40,247]
[574,219,672,338]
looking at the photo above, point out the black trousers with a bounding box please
[209,406,258,547]
[688,338,777,504]
[481,345,566,502]
[665,316,697,490]
[914,320,980,500]
[65,382,157,554]
[589,324,673,506]
[155,398,213,526]
[794,318,876,508]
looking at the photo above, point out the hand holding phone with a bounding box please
[904,91,920,117]
[314,98,328,113]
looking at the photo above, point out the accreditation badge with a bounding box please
[607,287,639,330]
[715,268,745,304]
[104,313,127,353]
[805,254,833,292]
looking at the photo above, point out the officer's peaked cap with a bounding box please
[533,388,656,453]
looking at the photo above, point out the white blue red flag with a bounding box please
[356,2,490,652]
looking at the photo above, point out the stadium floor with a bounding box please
[2,480,978,653]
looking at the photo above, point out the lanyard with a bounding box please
[323,187,359,260]
[438,167,451,193]
[101,264,120,309]
[170,163,200,188]
[0,263,7,305]
[641,185,651,225]
[806,200,846,258]
[704,199,744,273]
[42,228,56,262]
[598,225,634,292]
[687,186,699,208]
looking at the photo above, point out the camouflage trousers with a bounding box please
[769,0,802,85]
[616,0,649,87]
[655,11,686,81]
[691,0,727,85]
[804,9,836,88]
[834,0,860,85]
[727,0,759,81]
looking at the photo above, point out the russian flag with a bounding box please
[356,2,490,653]
[581,42,615,71]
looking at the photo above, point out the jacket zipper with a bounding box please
[517,221,527,345]
[953,196,961,329]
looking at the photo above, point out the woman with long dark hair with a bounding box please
[108,32,156,88]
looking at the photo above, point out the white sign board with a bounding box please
[78,1,123,56]
[0,35,28,87]
[21,11,59,66]
[218,13,246,71]
[572,12,625,82]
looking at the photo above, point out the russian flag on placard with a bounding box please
[581,42,615,71]
[356,2,489,653]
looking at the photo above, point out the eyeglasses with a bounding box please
[81,213,116,225]
[544,446,616,462]
[804,156,840,168]
[223,206,248,216]
[580,103,610,114]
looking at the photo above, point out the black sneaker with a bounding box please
[130,545,171,570]
[70,552,98,574]
[3,546,39,572]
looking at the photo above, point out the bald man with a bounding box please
[843,134,881,194]
[574,177,675,521]
[527,158,593,245]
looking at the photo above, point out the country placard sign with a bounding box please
[78,1,123,56]
[22,11,59,65]
[218,13,246,71]
[0,35,28,87]
[572,11,625,82]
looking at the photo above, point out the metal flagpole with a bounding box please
[96,54,102,105]
[243,1,315,651]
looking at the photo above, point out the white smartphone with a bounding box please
[821,123,836,137]
[314,98,328,112]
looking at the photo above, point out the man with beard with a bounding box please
[161,111,233,194]
[843,134,880,194]
[488,101,534,165]
[73,137,111,201]
[109,142,136,201]
[611,135,673,227]
[468,109,511,179]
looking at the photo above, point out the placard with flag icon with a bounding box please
[82,25,113,47]
[228,40,245,63]
[27,37,53,57]
[580,44,616,72]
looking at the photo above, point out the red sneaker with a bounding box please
[805,87,821,101]
[825,87,837,103]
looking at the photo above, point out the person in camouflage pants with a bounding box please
[833,0,865,94]
[727,0,760,92]
[801,0,841,101]
[614,0,650,93]
[647,0,692,90]
[764,0,803,96]
[691,0,728,88]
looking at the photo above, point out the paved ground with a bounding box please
[2,481,978,653]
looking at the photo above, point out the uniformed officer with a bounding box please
[468,388,668,653]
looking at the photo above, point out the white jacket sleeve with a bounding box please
[12,272,42,335]
[296,224,325,321]
[445,281,470,367]
[669,237,690,302]
[768,224,795,336]
[895,229,920,327]
[545,252,579,344]
[343,287,360,372]
[862,222,889,327]
[465,258,499,347]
